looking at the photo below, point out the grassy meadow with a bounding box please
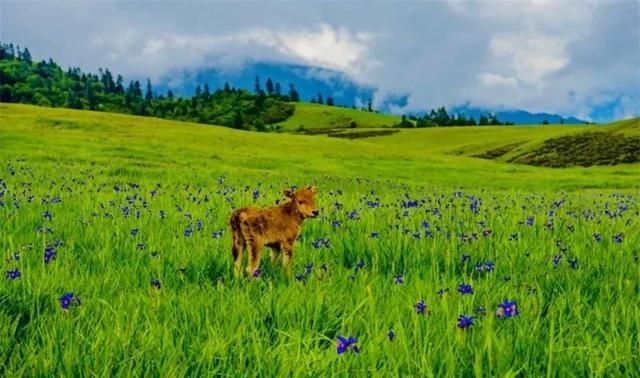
[1,103,639,377]
[277,102,401,130]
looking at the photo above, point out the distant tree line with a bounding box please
[0,43,305,131]
[0,42,519,132]
[309,93,377,114]
[394,107,513,128]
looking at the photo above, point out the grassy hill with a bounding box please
[277,102,400,130]
[1,104,637,190]
[1,103,639,377]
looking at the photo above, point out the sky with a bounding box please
[1,0,639,122]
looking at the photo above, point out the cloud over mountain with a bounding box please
[2,0,638,122]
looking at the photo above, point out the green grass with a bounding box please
[276,102,400,130]
[1,103,639,377]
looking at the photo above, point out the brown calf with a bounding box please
[229,186,319,276]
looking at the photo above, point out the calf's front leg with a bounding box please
[281,241,294,275]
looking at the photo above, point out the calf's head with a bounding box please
[284,186,319,218]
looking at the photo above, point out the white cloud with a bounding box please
[89,24,375,79]
[489,34,570,85]
[478,73,518,87]
[248,24,376,73]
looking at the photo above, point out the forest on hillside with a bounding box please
[0,43,511,131]
[0,43,301,131]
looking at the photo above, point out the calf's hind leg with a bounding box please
[231,230,245,277]
[246,239,264,276]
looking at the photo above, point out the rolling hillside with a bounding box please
[1,103,638,190]
[277,102,400,130]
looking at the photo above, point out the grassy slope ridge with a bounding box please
[278,102,400,130]
[1,103,638,190]
[486,118,640,165]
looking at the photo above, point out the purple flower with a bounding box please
[252,190,260,201]
[336,336,359,354]
[458,283,474,295]
[415,300,430,315]
[394,274,404,284]
[613,233,624,243]
[44,246,56,264]
[184,225,193,237]
[553,255,562,267]
[252,269,262,278]
[5,269,21,280]
[457,315,476,329]
[130,228,139,237]
[476,260,495,272]
[311,238,330,249]
[568,257,579,269]
[304,263,314,274]
[402,200,419,208]
[496,299,519,318]
[366,200,380,208]
[295,274,306,282]
[59,292,81,310]
[43,210,52,221]
[387,329,395,341]
[151,279,161,289]
[484,261,495,272]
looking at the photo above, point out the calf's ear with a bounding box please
[308,186,318,194]
[283,189,295,198]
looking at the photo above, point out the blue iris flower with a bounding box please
[387,329,395,341]
[496,299,519,318]
[5,269,21,280]
[457,315,476,329]
[415,300,429,315]
[336,336,359,354]
[304,263,313,274]
[44,246,57,264]
[458,283,473,295]
[59,292,81,310]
